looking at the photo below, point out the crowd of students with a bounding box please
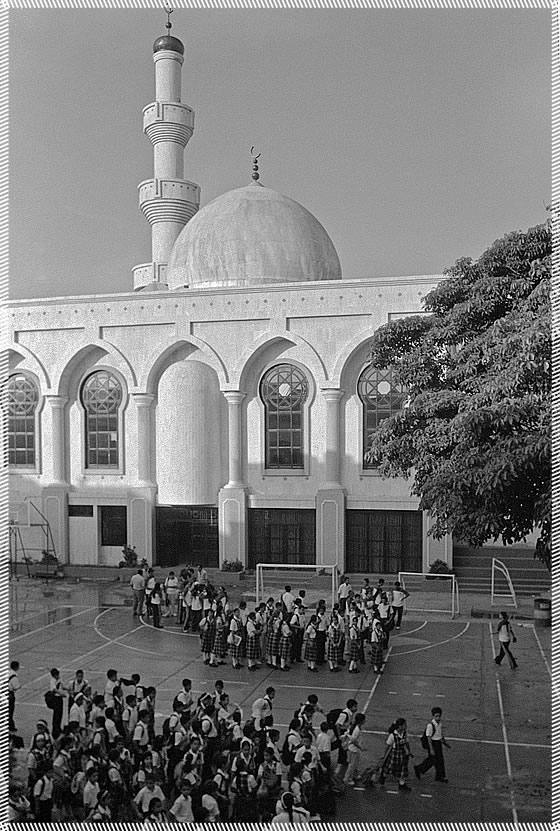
[10,571,449,823]
[131,567,410,676]
[11,661,452,825]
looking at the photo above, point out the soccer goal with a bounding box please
[398,571,460,618]
[256,563,339,609]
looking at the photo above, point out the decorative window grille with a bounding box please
[358,365,407,469]
[260,364,309,469]
[81,371,123,468]
[7,374,38,467]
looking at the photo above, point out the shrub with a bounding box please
[119,545,138,568]
[220,559,244,573]
[428,559,452,574]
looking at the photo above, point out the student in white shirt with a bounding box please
[271,791,310,824]
[169,782,195,823]
[391,581,410,629]
[343,712,365,786]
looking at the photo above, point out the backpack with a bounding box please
[281,732,299,766]
[420,725,431,751]
[44,690,56,710]
[161,717,172,743]
[326,708,343,728]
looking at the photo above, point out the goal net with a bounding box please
[256,563,339,610]
[398,571,460,618]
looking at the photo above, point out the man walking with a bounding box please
[130,569,145,617]
[8,660,20,733]
[391,581,410,629]
[414,706,451,783]
[494,611,518,669]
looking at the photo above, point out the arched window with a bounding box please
[260,364,309,469]
[81,371,123,469]
[358,365,407,469]
[7,374,38,468]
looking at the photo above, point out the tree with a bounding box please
[366,221,551,570]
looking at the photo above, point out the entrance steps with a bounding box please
[452,545,550,597]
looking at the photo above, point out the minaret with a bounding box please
[133,10,200,291]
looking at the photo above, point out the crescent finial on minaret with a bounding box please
[165,5,174,31]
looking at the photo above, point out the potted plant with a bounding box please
[219,559,245,584]
[118,545,138,569]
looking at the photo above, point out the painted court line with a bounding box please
[11,606,99,641]
[488,621,518,824]
[19,614,147,693]
[362,646,392,715]
[362,728,550,750]
[531,625,552,680]
[11,604,90,626]
[390,622,470,656]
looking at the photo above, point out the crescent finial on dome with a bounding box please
[250,146,262,183]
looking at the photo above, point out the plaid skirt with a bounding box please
[270,629,281,657]
[213,628,227,658]
[349,639,361,662]
[279,633,292,660]
[327,637,343,663]
[200,622,215,653]
[382,737,407,777]
[303,638,317,661]
[230,639,242,661]
[370,641,384,666]
[246,635,261,661]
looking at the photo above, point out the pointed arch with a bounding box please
[330,329,375,389]
[234,327,327,391]
[56,340,137,397]
[8,344,50,390]
[143,336,228,394]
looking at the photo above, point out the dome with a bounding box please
[153,35,184,55]
[166,182,342,290]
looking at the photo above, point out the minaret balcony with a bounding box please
[143,102,194,146]
[138,178,200,224]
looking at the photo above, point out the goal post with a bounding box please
[398,571,460,618]
[256,563,339,609]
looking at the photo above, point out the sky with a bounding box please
[9,9,550,300]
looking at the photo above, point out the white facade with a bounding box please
[7,29,452,574]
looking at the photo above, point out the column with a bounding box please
[224,391,246,488]
[45,395,67,484]
[322,388,343,488]
[133,393,155,485]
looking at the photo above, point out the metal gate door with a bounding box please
[345,510,422,574]
[155,506,219,568]
[248,508,315,570]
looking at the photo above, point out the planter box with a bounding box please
[214,570,247,586]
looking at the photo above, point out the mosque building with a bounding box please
[7,23,451,575]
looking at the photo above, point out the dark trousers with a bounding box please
[9,691,16,732]
[36,799,53,821]
[190,608,202,632]
[495,641,517,668]
[291,627,303,661]
[152,605,161,627]
[52,698,64,739]
[416,740,446,780]
[394,606,404,627]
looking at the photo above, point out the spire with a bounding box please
[133,17,199,291]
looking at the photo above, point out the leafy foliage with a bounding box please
[366,222,551,570]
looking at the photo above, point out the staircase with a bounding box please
[453,545,551,597]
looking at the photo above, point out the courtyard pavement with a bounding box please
[9,576,552,823]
